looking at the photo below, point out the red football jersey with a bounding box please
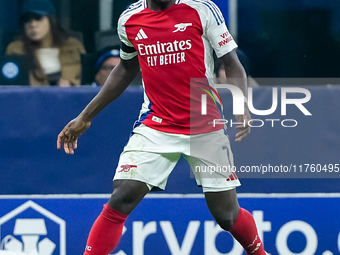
[118,0,237,134]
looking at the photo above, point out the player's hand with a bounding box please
[57,117,91,154]
[234,109,251,142]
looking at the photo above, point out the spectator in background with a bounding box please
[215,48,259,87]
[6,0,85,86]
[92,45,142,87]
[92,46,121,87]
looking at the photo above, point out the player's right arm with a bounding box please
[57,8,140,154]
[57,56,140,154]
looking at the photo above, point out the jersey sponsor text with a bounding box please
[138,40,191,66]
[218,31,233,47]
[138,40,192,55]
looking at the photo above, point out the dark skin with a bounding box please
[147,0,176,10]
[222,50,251,142]
[57,0,250,231]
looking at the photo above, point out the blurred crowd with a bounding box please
[5,0,85,86]
[1,0,257,87]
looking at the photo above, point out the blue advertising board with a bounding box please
[0,194,339,255]
[1,86,340,195]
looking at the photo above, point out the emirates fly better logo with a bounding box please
[199,83,312,128]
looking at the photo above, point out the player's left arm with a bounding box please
[200,0,251,141]
[220,50,251,142]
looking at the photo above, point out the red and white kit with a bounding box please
[84,2,267,254]
[114,0,240,192]
[118,0,238,134]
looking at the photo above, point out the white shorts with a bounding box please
[114,124,241,193]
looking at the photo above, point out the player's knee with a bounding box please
[108,191,138,215]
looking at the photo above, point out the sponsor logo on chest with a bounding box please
[134,23,193,67]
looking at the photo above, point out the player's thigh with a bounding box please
[184,130,240,192]
[112,151,181,214]
[188,129,235,168]
[108,179,150,215]
[114,150,181,190]
[204,189,240,230]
